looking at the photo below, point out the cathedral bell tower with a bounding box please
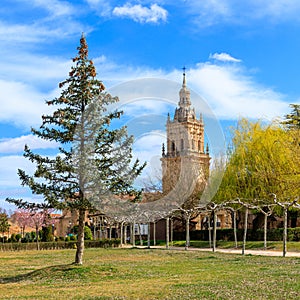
[161,70,210,196]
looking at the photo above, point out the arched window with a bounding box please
[171,141,175,152]
[198,140,201,152]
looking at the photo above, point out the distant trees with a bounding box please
[11,208,57,246]
[11,209,30,237]
[29,209,56,249]
[282,104,300,129]
[0,208,10,242]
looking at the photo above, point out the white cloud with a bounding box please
[119,99,173,117]
[0,80,54,128]
[0,135,59,154]
[133,130,165,183]
[31,0,75,18]
[0,52,71,128]
[0,154,44,210]
[0,155,35,187]
[209,52,241,63]
[181,0,300,27]
[0,20,85,44]
[188,63,288,120]
[113,3,168,24]
[247,0,300,21]
[0,52,71,84]
[85,0,112,17]
[0,0,88,45]
[99,58,289,121]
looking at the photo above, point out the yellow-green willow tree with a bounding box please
[212,118,300,254]
[216,119,300,201]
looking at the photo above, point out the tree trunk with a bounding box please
[124,224,127,245]
[170,218,173,246]
[147,222,151,248]
[75,208,85,265]
[153,222,156,246]
[99,218,102,239]
[264,213,268,250]
[35,226,40,251]
[166,217,169,249]
[242,208,248,256]
[283,208,288,257]
[109,224,112,240]
[208,215,212,248]
[213,211,217,252]
[233,210,238,248]
[132,222,135,247]
[120,222,124,247]
[93,220,96,240]
[139,224,143,246]
[185,215,190,250]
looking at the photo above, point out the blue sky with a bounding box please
[1,0,300,211]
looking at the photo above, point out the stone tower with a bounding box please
[161,70,210,197]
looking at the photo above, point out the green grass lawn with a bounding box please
[0,247,300,299]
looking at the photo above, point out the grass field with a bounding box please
[0,247,300,299]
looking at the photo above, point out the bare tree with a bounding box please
[272,194,299,257]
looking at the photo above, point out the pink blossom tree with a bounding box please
[11,209,31,238]
[29,208,57,250]
[12,208,58,248]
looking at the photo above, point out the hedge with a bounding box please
[0,239,121,252]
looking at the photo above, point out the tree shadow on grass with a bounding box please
[0,264,89,284]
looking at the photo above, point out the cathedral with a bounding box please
[161,70,210,200]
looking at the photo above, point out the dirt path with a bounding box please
[125,245,300,257]
[187,247,300,257]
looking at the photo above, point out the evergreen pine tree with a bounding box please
[282,104,300,148]
[283,104,300,129]
[0,208,10,240]
[6,35,145,264]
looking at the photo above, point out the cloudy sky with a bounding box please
[1,0,300,210]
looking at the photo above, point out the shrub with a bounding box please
[70,235,77,241]
[0,239,121,251]
[10,233,16,243]
[41,226,54,242]
[84,226,93,240]
[15,234,22,242]
[22,232,32,243]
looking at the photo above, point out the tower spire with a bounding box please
[178,67,191,111]
[182,66,186,88]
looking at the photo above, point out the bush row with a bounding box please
[173,227,300,242]
[0,239,121,252]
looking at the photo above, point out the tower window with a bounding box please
[198,140,201,152]
[171,141,175,152]
[192,139,195,150]
[181,139,184,151]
